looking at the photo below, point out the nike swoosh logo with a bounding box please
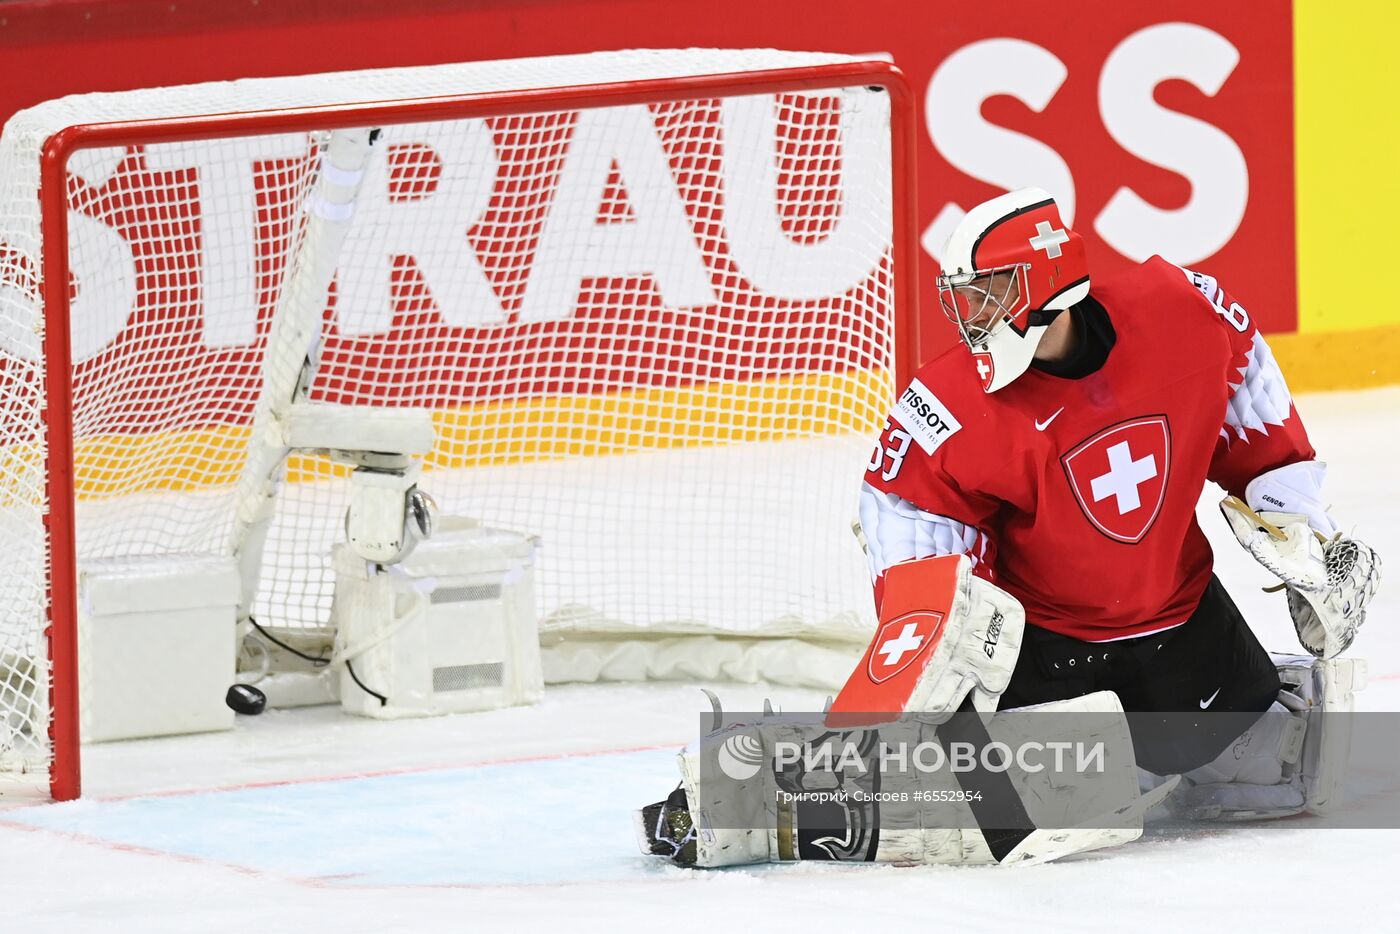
[1199,688,1221,709]
[1034,407,1065,431]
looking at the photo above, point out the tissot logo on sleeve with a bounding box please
[890,378,962,454]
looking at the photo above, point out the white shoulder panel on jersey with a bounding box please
[1224,331,1292,442]
[858,482,990,578]
[1177,264,1294,443]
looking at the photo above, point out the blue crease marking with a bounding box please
[11,748,686,886]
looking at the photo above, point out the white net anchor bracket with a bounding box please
[283,403,436,460]
[284,401,439,565]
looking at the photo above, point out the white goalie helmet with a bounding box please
[937,188,1090,392]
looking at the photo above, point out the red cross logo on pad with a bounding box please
[1061,415,1172,544]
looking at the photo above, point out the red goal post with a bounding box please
[5,50,919,800]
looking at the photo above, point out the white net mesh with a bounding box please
[0,50,902,788]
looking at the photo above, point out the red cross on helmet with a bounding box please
[937,188,1090,392]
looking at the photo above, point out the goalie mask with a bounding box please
[937,188,1089,392]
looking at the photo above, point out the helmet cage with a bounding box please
[936,262,1031,348]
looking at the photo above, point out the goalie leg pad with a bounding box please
[1174,653,1366,820]
[655,690,1168,868]
[1278,652,1366,814]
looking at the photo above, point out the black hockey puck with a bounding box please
[226,683,267,715]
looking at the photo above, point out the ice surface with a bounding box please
[3,388,1400,932]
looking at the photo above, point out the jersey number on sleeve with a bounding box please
[1216,300,1249,333]
[1186,268,1250,334]
[868,424,912,482]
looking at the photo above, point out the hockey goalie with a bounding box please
[638,188,1381,868]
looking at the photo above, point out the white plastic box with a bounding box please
[333,520,542,719]
[78,555,241,743]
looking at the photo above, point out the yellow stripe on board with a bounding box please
[26,339,1387,506]
[1267,325,1400,392]
[427,368,890,470]
[74,427,253,496]
[64,368,893,498]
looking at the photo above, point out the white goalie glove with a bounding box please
[1222,462,1381,659]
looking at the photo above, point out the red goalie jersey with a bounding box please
[861,256,1314,641]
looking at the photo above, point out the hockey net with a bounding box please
[0,49,916,798]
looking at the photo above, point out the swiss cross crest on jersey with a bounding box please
[867,610,946,683]
[1061,416,1172,544]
